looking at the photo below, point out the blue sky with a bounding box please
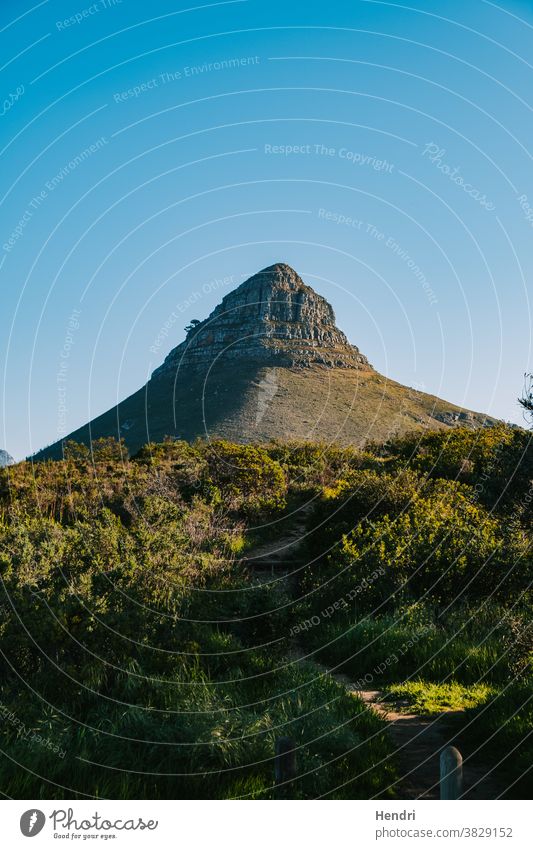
[1,0,533,459]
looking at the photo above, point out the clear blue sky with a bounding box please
[1,0,533,459]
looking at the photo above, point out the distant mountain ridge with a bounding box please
[0,450,14,467]
[34,263,498,460]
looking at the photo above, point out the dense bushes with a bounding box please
[300,430,532,613]
[203,440,287,517]
[266,440,380,489]
[305,478,529,612]
[386,425,533,519]
[0,654,396,799]
[0,425,531,798]
[0,436,396,799]
[288,425,533,798]
[455,682,533,799]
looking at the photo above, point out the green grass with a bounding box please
[0,657,398,800]
[302,602,532,797]
[304,605,509,687]
[382,680,494,715]
[454,681,533,799]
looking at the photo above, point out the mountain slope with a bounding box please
[35,263,496,459]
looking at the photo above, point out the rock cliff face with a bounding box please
[153,263,369,376]
[0,450,14,467]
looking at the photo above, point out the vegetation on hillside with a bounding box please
[0,425,531,798]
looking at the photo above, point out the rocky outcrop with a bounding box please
[153,263,369,377]
[0,450,14,467]
[433,410,479,427]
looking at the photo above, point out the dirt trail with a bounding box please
[357,690,499,800]
[241,506,500,800]
[241,502,314,575]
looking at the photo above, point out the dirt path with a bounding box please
[241,506,500,800]
[241,502,314,575]
[357,690,499,800]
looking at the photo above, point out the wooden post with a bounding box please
[440,745,463,799]
[275,736,296,798]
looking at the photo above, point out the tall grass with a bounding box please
[0,656,397,799]
[304,605,510,687]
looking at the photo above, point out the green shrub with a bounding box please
[302,476,530,610]
[204,440,287,517]
[266,440,380,489]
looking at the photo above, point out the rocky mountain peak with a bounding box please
[34,260,498,461]
[153,263,370,376]
[238,262,311,296]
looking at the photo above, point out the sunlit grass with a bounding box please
[382,680,495,715]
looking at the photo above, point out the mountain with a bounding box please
[34,263,497,460]
[0,450,14,467]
